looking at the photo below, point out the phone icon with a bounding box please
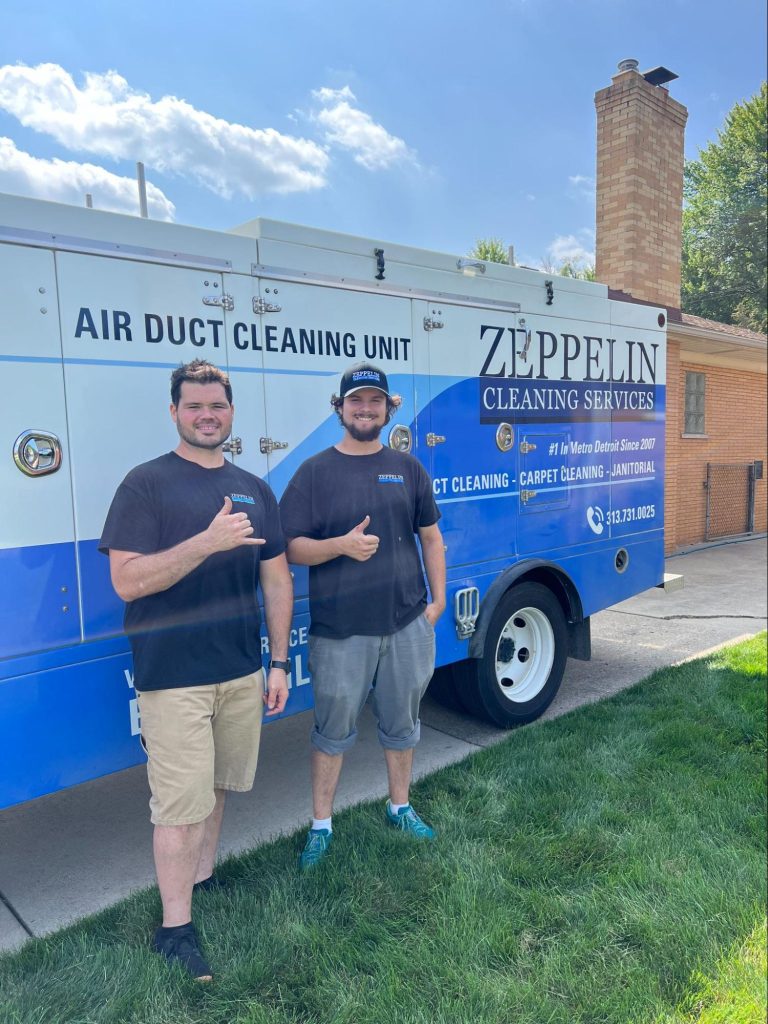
[587,505,605,535]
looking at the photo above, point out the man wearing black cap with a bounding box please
[279,362,446,868]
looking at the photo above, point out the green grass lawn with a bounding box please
[1,634,765,1024]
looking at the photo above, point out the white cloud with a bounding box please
[548,230,595,266]
[0,136,176,219]
[311,86,416,171]
[517,229,596,273]
[314,86,357,105]
[568,174,596,199]
[0,63,329,198]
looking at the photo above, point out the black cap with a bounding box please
[339,363,390,399]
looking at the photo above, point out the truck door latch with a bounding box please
[516,320,532,361]
[222,437,243,455]
[260,437,289,455]
[13,430,62,476]
[496,423,514,452]
[203,293,235,311]
[426,433,446,447]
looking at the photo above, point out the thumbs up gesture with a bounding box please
[342,514,380,561]
[205,495,266,552]
[354,514,370,533]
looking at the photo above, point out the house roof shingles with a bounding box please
[675,312,767,344]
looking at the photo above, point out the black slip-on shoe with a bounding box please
[193,873,231,893]
[152,922,213,982]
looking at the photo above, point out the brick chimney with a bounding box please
[595,60,688,311]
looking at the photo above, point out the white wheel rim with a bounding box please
[494,605,555,703]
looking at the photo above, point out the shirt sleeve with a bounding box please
[99,474,161,555]
[414,461,441,530]
[278,466,317,540]
[258,481,287,560]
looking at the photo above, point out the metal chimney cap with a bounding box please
[617,58,640,73]
[641,66,679,87]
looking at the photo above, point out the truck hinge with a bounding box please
[203,293,234,311]
[423,316,444,331]
[260,437,289,455]
[253,297,282,315]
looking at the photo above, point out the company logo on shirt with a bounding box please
[231,493,255,504]
[378,474,404,485]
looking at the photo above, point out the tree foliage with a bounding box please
[553,259,596,281]
[469,238,595,279]
[682,83,767,333]
[468,237,510,264]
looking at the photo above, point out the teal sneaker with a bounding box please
[386,802,436,840]
[299,828,332,870]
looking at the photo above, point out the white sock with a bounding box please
[388,800,409,815]
[312,817,332,832]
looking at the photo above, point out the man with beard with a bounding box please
[100,359,292,980]
[279,362,446,869]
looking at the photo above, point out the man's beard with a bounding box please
[343,417,384,443]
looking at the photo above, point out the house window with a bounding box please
[684,371,706,435]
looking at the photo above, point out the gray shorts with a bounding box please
[308,613,436,755]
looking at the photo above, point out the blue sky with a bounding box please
[0,0,765,268]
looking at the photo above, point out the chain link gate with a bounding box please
[704,463,756,541]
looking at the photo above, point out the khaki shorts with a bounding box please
[137,671,264,826]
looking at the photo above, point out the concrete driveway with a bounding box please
[1,537,765,952]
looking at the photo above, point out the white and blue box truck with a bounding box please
[0,193,667,809]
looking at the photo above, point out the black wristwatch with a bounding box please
[269,659,291,673]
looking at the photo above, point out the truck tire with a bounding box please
[461,582,568,727]
[426,663,469,713]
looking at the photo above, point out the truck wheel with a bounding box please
[469,582,568,727]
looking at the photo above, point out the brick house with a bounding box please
[594,61,767,554]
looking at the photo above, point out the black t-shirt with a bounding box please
[99,452,285,691]
[279,447,440,639]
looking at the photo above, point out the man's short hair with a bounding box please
[170,360,232,407]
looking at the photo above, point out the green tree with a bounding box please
[468,238,596,279]
[682,83,767,333]
[556,259,596,281]
[468,237,511,264]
